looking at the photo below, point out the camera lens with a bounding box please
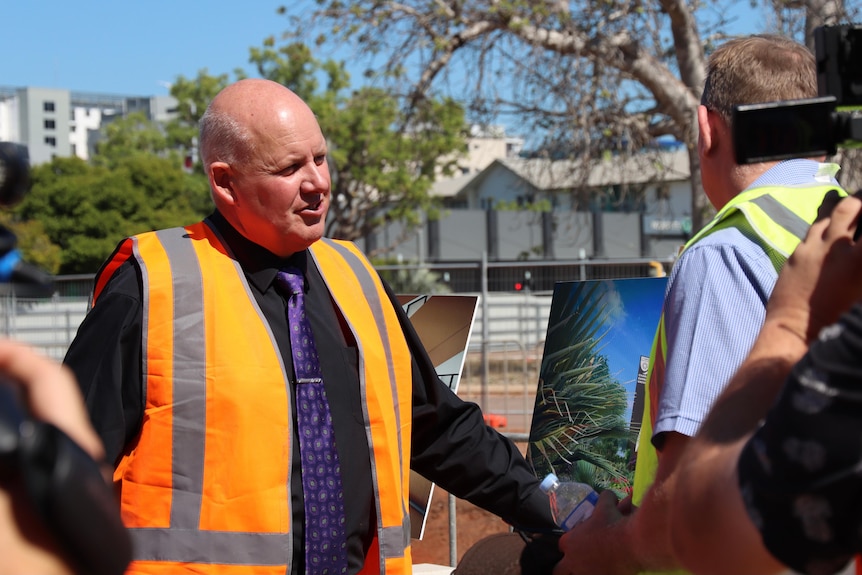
[0,143,32,207]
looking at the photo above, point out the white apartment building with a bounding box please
[0,86,176,164]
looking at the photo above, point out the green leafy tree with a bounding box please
[0,212,61,275]
[16,153,210,274]
[6,104,214,275]
[166,70,233,168]
[91,112,171,167]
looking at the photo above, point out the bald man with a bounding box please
[65,79,556,575]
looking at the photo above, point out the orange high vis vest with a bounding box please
[93,222,413,574]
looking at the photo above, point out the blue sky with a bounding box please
[3,1,291,96]
[5,2,767,98]
[595,278,667,422]
[538,278,667,424]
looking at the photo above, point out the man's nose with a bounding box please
[301,162,329,191]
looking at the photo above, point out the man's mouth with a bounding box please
[301,198,324,214]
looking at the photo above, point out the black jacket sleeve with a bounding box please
[63,260,144,466]
[382,283,556,533]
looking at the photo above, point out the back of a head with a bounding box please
[701,34,817,127]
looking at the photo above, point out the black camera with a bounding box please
[0,143,53,297]
[0,383,131,575]
[0,143,131,574]
[0,142,32,207]
[733,24,862,164]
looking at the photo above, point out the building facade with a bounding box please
[0,85,176,164]
[366,148,693,264]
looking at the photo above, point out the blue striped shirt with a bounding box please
[652,159,841,442]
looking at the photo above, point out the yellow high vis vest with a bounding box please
[93,222,413,574]
[632,182,845,575]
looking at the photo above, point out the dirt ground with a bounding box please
[410,354,539,569]
[411,488,511,568]
[409,435,534,569]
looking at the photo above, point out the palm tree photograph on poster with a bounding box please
[527,277,666,497]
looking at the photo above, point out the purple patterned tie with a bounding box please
[277,268,348,575]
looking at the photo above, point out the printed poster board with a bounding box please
[397,294,479,540]
[526,278,666,491]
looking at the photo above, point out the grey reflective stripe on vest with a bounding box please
[130,226,291,569]
[688,185,831,258]
[125,529,291,566]
[748,193,811,245]
[316,239,409,562]
[379,516,412,564]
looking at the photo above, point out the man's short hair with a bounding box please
[701,34,817,127]
[198,107,255,168]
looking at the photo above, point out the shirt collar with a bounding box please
[747,159,841,189]
[206,211,308,294]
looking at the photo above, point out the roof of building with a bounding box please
[429,148,691,199]
[495,149,691,191]
[430,171,480,198]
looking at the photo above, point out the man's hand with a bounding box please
[552,490,639,575]
[0,339,103,460]
[767,194,862,343]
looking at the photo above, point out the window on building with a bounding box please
[44,101,55,112]
[44,119,56,130]
[44,136,57,147]
[600,184,646,213]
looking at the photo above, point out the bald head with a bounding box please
[199,79,315,168]
[199,78,331,257]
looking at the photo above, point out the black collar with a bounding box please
[205,211,308,294]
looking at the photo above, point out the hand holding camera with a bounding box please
[0,339,131,575]
[0,142,131,574]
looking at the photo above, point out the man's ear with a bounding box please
[697,105,714,157]
[209,162,237,206]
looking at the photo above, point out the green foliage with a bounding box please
[528,280,635,494]
[495,198,553,212]
[166,70,230,159]
[16,155,211,274]
[92,112,171,167]
[0,212,62,274]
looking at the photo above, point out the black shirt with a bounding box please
[738,302,862,575]
[64,211,555,574]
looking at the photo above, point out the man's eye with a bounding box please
[314,155,326,166]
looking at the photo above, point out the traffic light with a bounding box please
[514,271,532,292]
